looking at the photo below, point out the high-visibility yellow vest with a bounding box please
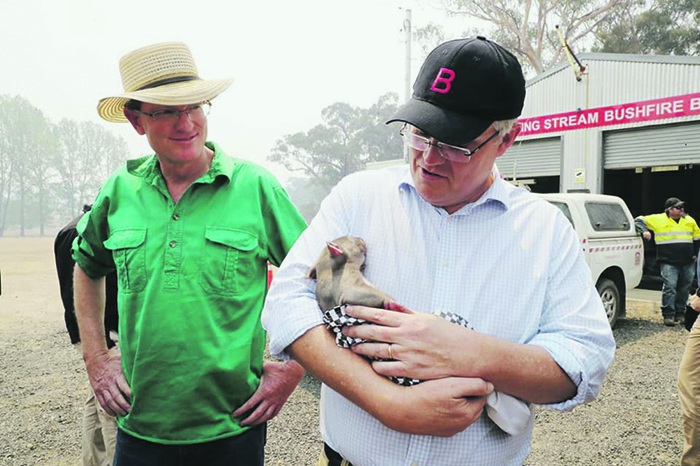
[635,213,700,265]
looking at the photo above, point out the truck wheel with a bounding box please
[597,278,620,328]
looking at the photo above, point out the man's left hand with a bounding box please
[233,360,305,426]
[344,305,475,381]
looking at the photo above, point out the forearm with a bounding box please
[73,265,108,362]
[634,217,648,234]
[466,333,576,404]
[290,325,494,436]
[264,359,306,381]
[288,325,398,421]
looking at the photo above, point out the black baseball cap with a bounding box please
[665,197,685,209]
[387,36,526,147]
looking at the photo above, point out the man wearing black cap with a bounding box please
[635,197,700,326]
[263,37,615,465]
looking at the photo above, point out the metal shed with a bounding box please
[512,53,700,218]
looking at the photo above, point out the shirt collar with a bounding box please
[200,141,235,183]
[398,166,510,215]
[126,141,235,185]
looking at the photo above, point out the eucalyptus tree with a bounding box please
[268,93,403,220]
[421,0,630,74]
[268,93,403,191]
[0,95,56,236]
[52,119,128,220]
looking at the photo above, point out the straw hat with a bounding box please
[97,42,234,123]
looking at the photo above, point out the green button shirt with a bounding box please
[73,142,306,444]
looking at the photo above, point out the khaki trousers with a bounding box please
[75,342,118,466]
[679,317,700,465]
[81,386,118,466]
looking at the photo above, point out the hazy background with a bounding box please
[4,0,695,233]
[1,0,467,179]
[0,0,482,232]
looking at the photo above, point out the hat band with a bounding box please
[136,75,201,91]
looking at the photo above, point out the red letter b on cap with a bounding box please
[430,68,455,94]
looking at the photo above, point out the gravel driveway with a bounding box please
[0,237,690,465]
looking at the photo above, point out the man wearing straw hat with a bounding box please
[72,42,306,465]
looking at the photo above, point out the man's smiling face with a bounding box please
[133,102,209,166]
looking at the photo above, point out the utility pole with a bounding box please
[402,8,412,162]
[404,9,412,103]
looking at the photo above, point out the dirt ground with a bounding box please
[0,237,691,465]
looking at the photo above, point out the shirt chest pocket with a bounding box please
[104,228,148,293]
[200,227,259,296]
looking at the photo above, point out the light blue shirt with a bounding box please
[262,166,616,466]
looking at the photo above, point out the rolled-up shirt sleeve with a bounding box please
[529,213,616,411]
[72,195,116,280]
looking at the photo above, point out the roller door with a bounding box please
[498,137,562,179]
[604,121,700,169]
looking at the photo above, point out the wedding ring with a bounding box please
[388,344,394,360]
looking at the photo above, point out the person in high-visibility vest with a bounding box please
[635,197,700,326]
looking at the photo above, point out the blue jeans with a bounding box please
[113,423,266,466]
[660,262,695,319]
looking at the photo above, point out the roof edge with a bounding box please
[527,52,700,87]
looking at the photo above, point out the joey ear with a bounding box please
[327,242,344,257]
[306,266,317,279]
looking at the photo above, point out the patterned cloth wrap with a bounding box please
[322,304,472,387]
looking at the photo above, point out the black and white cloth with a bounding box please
[322,305,471,387]
[321,304,534,435]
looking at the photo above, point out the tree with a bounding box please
[52,120,129,219]
[268,93,404,221]
[283,176,330,223]
[0,95,56,236]
[355,94,406,163]
[268,93,403,192]
[413,23,450,56]
[0,97,15,236]
[593,0,700,55]
[425,0,629,74]
[0,96,129,235]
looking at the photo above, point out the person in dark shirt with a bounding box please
[54,204,119,466]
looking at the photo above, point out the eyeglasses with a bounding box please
[399,124,499,163]
[135,101,211,123]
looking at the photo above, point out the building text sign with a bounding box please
[519,92,700,136]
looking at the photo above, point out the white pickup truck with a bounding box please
[539,193,644,328]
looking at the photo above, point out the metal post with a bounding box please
[403,9,412,162]
[404,9,412,103]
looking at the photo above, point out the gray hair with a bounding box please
[492,118,519,135]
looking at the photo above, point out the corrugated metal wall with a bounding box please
[523,55,700,123]
[518,54,700,193]
[603,121,700,169]
[587,59,700,113]
[499,137,561,178]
